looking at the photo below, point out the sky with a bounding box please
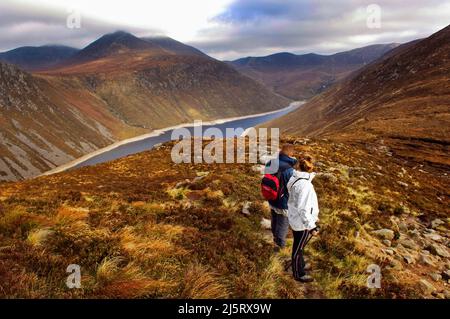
[0,0,449,60]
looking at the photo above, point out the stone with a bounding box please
[424,232,444,242]
[432,292,445,299]
[418,279,436,295]
[427,243,450,258]
[388,259,403,270]
[397,181,408,187]
[241,202,251,216]
[444,290,450,299]
[382,240,392,247]
[419,254,435,267]
[403,255,416,264]
[251,165,265,176]
[385,249,395,256]
[175,179,191,188]
[429,273,442,282]
[260,218,271,230]
[372,229,395,241]
[399,238,420,250]
[398,222,409,232]
[318,172,338,183]
[442,270,450,281]
[431,219,444,229]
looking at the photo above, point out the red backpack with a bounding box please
[261,169,285,201]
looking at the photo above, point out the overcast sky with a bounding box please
[1,0,449,60]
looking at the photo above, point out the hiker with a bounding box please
[287,155,319,283]
[261,144,297,251]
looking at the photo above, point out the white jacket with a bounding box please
[287,171,319,231]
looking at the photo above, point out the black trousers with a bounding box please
[292,229,311,279]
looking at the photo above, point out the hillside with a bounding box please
[141,36,209,58]
[0,61,142,181]
[0,45,78,71]
[0,32,288,181]
[41,31,288,130]
[228,44,399,100]
[0,137,448,298]
[267,25,450,167]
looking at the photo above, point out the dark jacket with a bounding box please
[265,152,297,210]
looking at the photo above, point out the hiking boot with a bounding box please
[295,275,314,283]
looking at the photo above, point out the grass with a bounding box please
[0,138,448,298]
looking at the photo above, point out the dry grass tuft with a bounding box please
[179,263,229,299]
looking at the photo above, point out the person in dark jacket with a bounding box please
[265,144,297,251]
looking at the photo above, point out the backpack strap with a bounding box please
[289,177,309,191]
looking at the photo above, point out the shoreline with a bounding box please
[41,101,304,176]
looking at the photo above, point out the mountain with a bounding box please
[141,35,209,57]
[42,31,288,131]
[228,43,399,99]
[0,45,78,71]
[266,25,450,167]
[0,32,288,181]
[66,31,168,65]
[0,61,138,181]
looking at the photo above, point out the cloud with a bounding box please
[190,0,450,60]
[0,0,449,60]
[0,0,161,51]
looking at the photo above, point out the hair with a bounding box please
[297,154,314,172]
[281,144,294,154]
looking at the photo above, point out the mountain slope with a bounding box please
[42,31,289,130]
[141,36,209,58]
[0,137,448,298]
[229,44,399,99]
[0,61,141,181]
[267,25,450,167]
[0,45,78,71]
[1,32,288,180]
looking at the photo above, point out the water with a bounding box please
[69,102,302,170]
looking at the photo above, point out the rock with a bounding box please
[432,292,445,299]
[419,254,435,267]
[398,222,409,232]
[242,202,251,216]
[418,279,436,295]
[260,218,271,230]
[175,179,191,188]
[388,259,403,270]
[427,243,450,258]
[193,171,210,183]
[424,232,444,242]
[444,290,450,299]
[429,273,442,282]
[403,255,416,264]
[372,229,395,241]
[382,240,392,247]
[385,249,395,256]
[399,238,420,250]
[431,219,444,229]
[318,172,338,183]
[442,270,450,281]
[397,181,408,187]
[251,165,265,176]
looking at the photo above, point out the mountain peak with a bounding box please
[69,31,163,64]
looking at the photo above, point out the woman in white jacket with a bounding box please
[287,155,319,283]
